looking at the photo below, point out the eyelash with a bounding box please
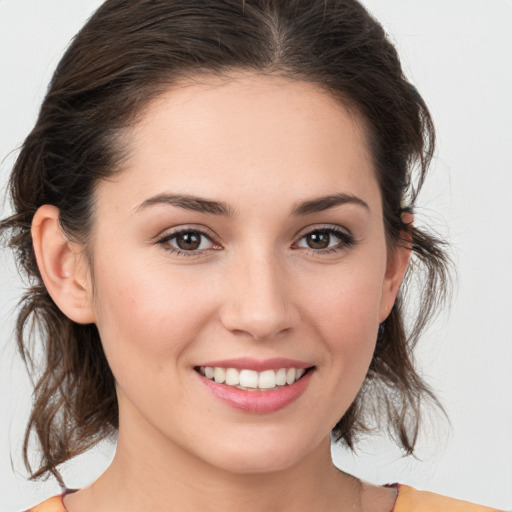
[156,227,221,257]
[293,226,356,255]
[156,226,356,257]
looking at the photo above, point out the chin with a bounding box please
[197,430,325,475]
[211,452,303,475]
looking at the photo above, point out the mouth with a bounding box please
[194,366,314,392]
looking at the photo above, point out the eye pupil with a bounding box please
[176,232,201,250]
[307,231,330,249]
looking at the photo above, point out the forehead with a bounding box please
[100,73,379,212]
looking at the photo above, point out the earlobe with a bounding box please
[31,205,96,324]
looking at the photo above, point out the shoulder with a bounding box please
[24,494,66,512]
[394,484,500,512]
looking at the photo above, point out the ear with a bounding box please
[31,205,96,324]
[378,212,413,322]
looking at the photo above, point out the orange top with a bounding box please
[26,484,500,512]
[392,484,499,512]
[25,494,66,512]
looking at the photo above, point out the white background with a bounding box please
[1,1,511,510]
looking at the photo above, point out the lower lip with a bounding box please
[196,370,313,413]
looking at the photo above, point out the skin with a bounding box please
[32,74,408,512]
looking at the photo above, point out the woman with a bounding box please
[0,0,503,510]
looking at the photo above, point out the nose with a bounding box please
[219,251,300,341]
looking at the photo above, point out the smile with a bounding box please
[197,366,309,391]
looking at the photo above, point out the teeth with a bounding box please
[258,370,276,389]
[239,369,258,389]
[200,366,309,390]
[213,367,226,384]
[225,368,240,386]
[276,368,287,386]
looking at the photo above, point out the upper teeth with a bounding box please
[200,367,306,390]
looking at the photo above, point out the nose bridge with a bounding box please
[220,245,298,340]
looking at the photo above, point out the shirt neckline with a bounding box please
[58,484,403,511]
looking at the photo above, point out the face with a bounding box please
[84,74,405,474]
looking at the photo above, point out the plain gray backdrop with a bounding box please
[1,1,511,510]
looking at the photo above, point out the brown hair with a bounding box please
[0,0,450,483]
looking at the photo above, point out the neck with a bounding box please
[101,440,358,512]
[65,413,362,512]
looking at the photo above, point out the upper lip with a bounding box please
[196,357,313,372]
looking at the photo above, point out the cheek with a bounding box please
[90,256,216,378]
[299,262,384,392]
[302,262,384,339]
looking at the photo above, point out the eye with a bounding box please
[157,228,220,255]
[295,227,355,253]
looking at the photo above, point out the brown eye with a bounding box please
[175,231,202,250]
[159,229,217,254]
[304,231,331,249]
[296,227,355,253]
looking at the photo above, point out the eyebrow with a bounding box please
[135,191,368,217]
[291,193,369,216]
[135,193,233,216]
